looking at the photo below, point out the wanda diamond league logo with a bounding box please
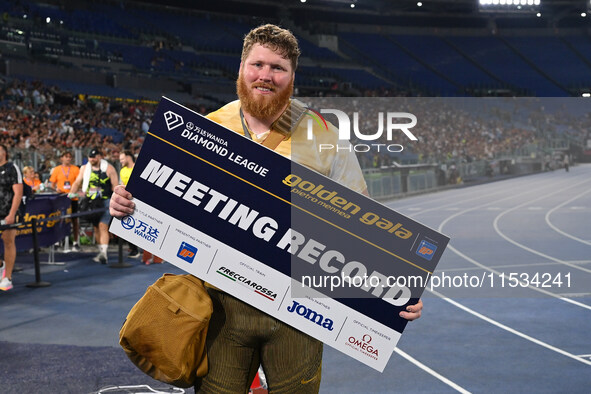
[164,110,184,131]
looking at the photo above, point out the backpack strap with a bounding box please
[239,99,307,151]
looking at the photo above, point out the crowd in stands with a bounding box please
[307,96,588,170]
[0,78,155,176]
[1,78,587,178]
[405,100,538,164]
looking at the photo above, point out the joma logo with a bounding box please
[287,301,334,331]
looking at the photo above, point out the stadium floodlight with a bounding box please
[582,12,587,17]
[479,0,540,12]
[582,93,591,97]
[46,17,51,23]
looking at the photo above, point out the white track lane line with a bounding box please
[394,174,590,390]
[544,188,591,246]
[399,175,551,218]
[437,176,591,310]
[442,259,591,272]
[447,245,591,310]
[433,171,586,222]
[428,288,591,367]
[492,177,591,274]
[391,164,586,213]
[390,173,590,388]
[394,348,471,393]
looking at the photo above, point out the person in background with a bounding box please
[70,148,118,264]
[141,247,163,265]
[50,151,81,251]
[23,166,42,193]
[118,150,140,259]
[118,148,162,265]
[0,144,24,291]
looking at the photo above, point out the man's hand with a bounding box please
[4,213,15,225]
[109,185,135,218]
[399,299,422,321]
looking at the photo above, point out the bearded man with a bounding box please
[110,24,423,393]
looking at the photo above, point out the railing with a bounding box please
[364,155,556,200]
[10,147,114,182]
[364,164,439,200]
[0,202,131,288]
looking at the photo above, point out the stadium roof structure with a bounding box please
[120,0,591,32]
[5,0,591,98]
[135,0,591,21]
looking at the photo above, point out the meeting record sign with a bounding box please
[110,97,449,372]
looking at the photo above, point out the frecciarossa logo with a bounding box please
[287,300,334,331]
[216,267,277,301]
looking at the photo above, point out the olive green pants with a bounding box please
[195,288,322,393]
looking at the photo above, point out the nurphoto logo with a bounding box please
[305,107,417,153]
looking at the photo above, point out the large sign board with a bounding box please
[110,98,449,371]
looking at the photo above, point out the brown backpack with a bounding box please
[119,273,213,388]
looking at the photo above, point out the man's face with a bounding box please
[119,153,127,167]
[88,155,100,166]
[237,43,294,121]
[61,154,72,166]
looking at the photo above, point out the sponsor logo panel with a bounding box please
[345,333,380,361]
[286,300,335,332]
[120,215,160,244]
[216,266,278,301]
[416,240,437,261]
[164,110,184,131]
[121,215,135,230]
[177,241,198,263]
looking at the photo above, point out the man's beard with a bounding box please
[236,73,293,121]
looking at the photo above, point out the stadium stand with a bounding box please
[1,0,590,177]
[0,0,591,393]
[2,0,590,98]
[1,3,590,392]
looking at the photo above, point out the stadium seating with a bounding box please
[446,36,570,96]
[3,0,591,100]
